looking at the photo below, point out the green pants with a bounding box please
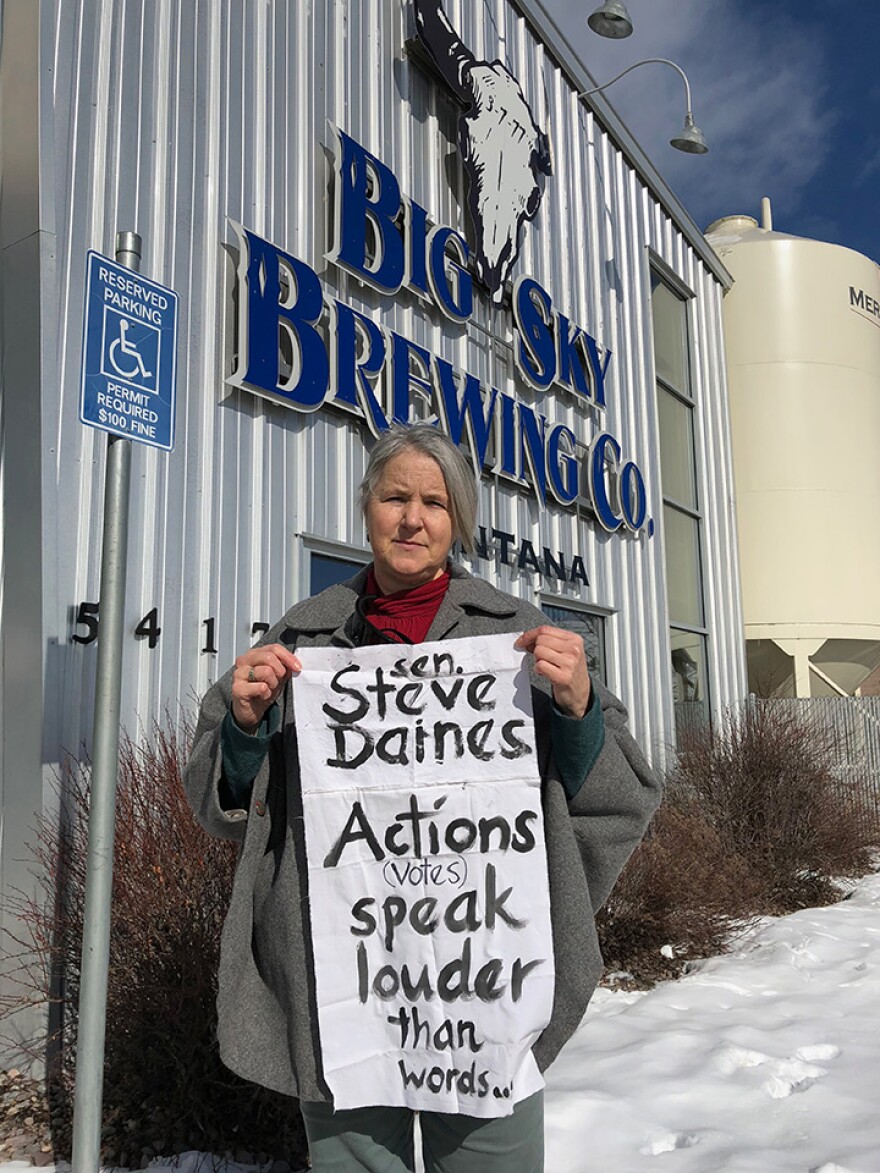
[300,1090,544,1172]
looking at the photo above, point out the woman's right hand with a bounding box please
[231,644,302,734]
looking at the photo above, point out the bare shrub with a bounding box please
[1,724,307,1169]
[597,792,761,986]
[672,701,876,913]
[598,700,877,984]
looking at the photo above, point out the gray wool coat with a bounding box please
[184,563,662,1103]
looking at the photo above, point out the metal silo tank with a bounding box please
[707,209,880,696]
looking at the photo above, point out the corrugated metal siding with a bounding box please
[38,0,745,764]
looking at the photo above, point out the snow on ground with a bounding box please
[544,871,880,1172]
[5,872,880,1173]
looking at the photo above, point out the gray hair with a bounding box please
[358,424,479,554]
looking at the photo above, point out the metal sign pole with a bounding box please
[71,231,140,1173]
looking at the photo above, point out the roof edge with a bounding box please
[510,0,734,290]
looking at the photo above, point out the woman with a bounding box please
[185,424,661,1172]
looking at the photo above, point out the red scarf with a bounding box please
[362,567,450,644]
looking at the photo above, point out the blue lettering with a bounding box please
[405,199,431,297]
[329,301,390,434]
[497,394,518,478]
[513,279,611,406]
[390,332,433,425]
[584,334,611,408]
[546,423,579,505]
[229,202,629,524]
[519,405,547,504]
[427,226,473,321]
[331,129,406,294]
[620,460,647,531]
[435,359,497,472]
[329,130,475,324]
[555,315,592,400]
[513,276,556,390]
[589,432,623,532]
[231,222,328,408]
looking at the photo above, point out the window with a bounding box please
[309,552,366,596]
[540,603,607,685]
[652,279,690,391]
[657,388,697,507]
[663,505,703,628]
[651,269,709,736]
[670,629,708,741]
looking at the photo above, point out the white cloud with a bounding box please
[541,0,836,230]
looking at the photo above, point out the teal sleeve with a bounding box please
[219,705,281,809]
[550,685,606,801]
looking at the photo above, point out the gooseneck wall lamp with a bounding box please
[578,57,709,154]
[587,1,634,40]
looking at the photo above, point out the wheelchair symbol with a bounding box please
[109,319,153,380]
[100,307,160,392]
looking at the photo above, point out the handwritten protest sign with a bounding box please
[296,633,555,1117]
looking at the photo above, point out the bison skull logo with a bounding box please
[413,0,553,301]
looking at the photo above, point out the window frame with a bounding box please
[301,534,371,599]
[648,258,712,731]
[539,593,611,686]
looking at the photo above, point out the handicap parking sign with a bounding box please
[80,250,178,450]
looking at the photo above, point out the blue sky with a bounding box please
[543,0,880,263]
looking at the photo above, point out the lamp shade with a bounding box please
[587,1,634,39]
[670,113,709,154]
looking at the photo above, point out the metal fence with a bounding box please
[760,696,880,836]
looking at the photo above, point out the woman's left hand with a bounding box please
[515,626,591,719]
